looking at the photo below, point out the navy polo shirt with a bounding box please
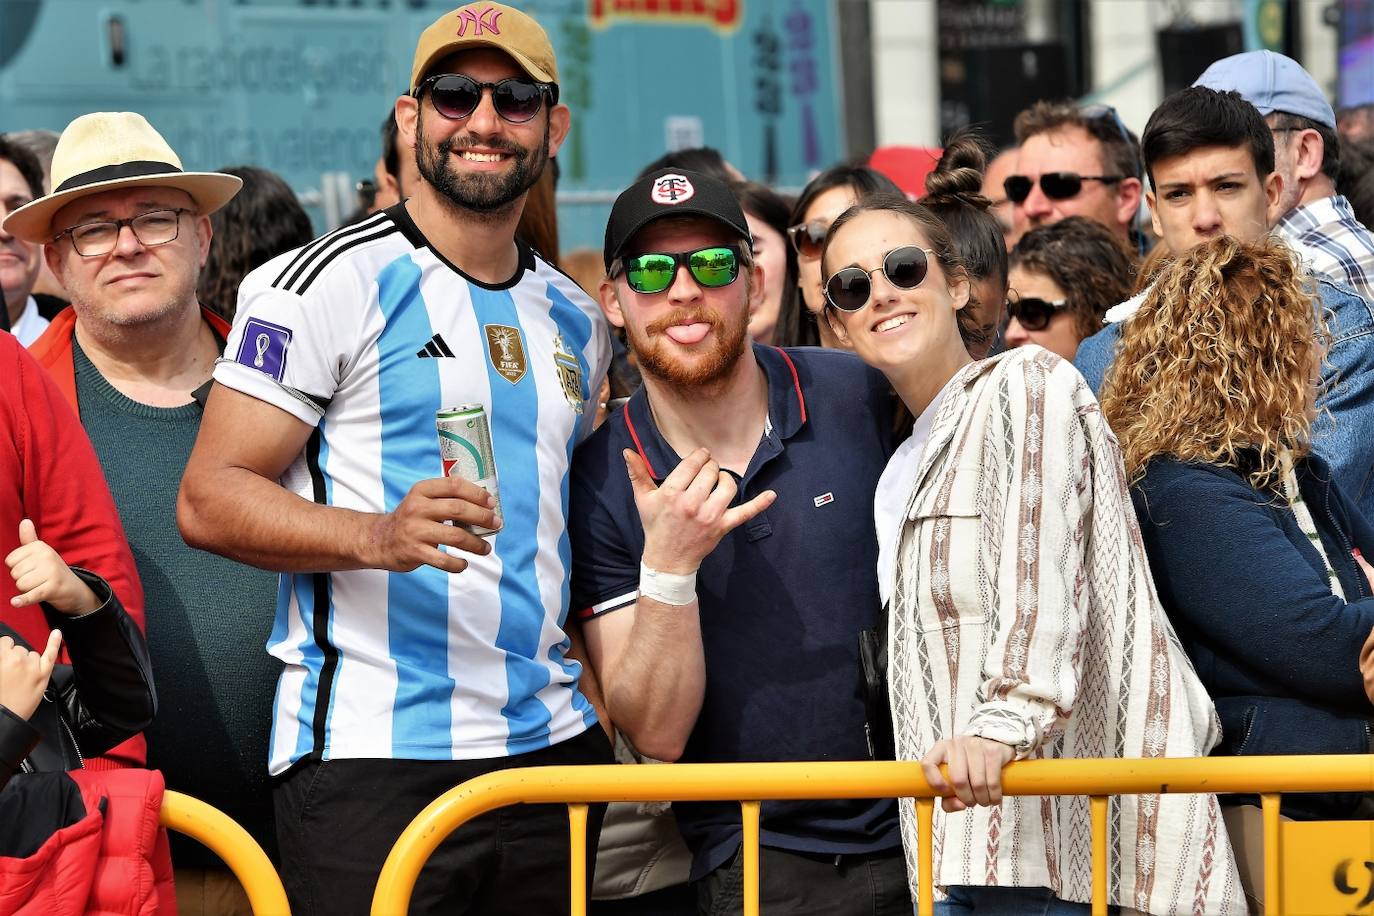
[569,344,901,880]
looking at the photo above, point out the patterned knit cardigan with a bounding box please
[886,346,1245,915]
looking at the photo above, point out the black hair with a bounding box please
[1270,111,1341,184]
[730,180,797,340]
[1337,138,1374,232]
[1142,87,1275,186]
[381,111,400,180]
[922,132,1008,297]
[0,134,45,200]
[778,163,901,348]
[636,147,736,183]
[199,166,315,320]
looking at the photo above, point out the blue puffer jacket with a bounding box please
[1131,452,1374,819]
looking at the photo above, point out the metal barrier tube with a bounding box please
[371,755,1374,915]
[742,801,761,916]
[1090,796,1108,916]
[915,797,934,916]
[160,790,291,915]
[569,803,588,916]
[1262,793,1281,914]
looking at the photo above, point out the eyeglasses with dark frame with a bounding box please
[53,207,194,258]
[414,73,559,124]
[1007,295,1070,332]
[787,220,830,260]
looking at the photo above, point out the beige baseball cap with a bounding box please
[2,112,241,243]
[409,2,558,94]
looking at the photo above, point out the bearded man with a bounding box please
[568,169,911,915]
[176,5,613,915]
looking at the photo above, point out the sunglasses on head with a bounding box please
[415,73,557,124]
[787,220,829,259]
[616,246,741,295]
[824,246,933,312]
[1003,172,1124,203]
[1007,296,1069,332]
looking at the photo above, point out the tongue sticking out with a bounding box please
[664,322,712,345]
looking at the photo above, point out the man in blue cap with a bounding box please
[1195,49,1374,304]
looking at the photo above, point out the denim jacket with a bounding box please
[1078,276,1374,519]
[1132,452,1374,819]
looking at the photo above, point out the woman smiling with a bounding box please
[820,193,1243,915]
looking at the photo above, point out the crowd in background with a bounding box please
[2,2,1374,915]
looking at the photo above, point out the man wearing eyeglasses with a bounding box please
[569,169,908,914]
[178,4,612,915]
[5,111,282,915]
[1006,101,1144,248]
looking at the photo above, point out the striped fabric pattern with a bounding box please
[1275,195,1374,303]
[885,347,1244,916]
[214,209,610,774]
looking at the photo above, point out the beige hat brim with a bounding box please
[2,171,243,244]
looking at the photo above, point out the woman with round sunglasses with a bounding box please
[1004,217,1136,360]
[780,164,900,348]
[819,193,1243,915]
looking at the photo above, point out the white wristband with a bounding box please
[639,562,697,606]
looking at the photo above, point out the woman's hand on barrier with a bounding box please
[921,736,1015,813]
[1360,623,1374,706]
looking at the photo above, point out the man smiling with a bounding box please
[178,4,611,914]
[570,169,909,914]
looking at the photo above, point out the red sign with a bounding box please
[589,0,743,32]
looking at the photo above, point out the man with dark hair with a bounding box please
[1074,86,1374,517]
[179,4,612,913]
[1195,50,1374,305]
[572,168,907,914]
[370,110,421,214]
[1007,100,1143,245]
[0,135,48,342]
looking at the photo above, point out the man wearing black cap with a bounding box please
[569,169,909,914]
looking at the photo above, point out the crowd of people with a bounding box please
[2,1,1374,914]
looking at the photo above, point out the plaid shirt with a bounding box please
[1275,194,1374,302]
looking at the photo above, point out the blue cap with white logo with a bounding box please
[1193,50,1335,130]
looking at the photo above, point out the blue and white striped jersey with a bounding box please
[214,205,610,774]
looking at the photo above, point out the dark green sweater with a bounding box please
[73,338,281,863]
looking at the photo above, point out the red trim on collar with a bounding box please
[622,407,658,478]
[772,347,807,424]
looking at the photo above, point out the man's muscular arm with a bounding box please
[178,384,499,573]
[582,449,773,761]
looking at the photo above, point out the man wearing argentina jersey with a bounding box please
[571,170,909,915]
[177,5,613,914]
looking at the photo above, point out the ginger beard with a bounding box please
[625,299,750,390]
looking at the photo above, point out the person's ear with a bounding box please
[44,240,64,280]
[1293,129,1324,183]
[546,105,571,158]
[395,95,419,156]
[194,214,213,268]
[746,262,764,317]
[1116,176,1143,232]
[1264,171,1285,227]
[949,273,971,311]
[1146,189,1163,240]
[823,306,851,346]
[597,276,626,329]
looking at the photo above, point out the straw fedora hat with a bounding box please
[2,111,242,243]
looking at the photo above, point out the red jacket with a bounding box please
[0,768,176,915]
[1,331,146,769]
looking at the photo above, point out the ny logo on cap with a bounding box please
[651,173,695,205]
[457,5,502,37]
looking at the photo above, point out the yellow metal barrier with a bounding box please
[370,755,1374,916]
[160,790,291,915]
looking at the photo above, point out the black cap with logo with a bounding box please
[603,168,752,270]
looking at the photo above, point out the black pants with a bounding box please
[694,845,911,916]
[274,727,614,916]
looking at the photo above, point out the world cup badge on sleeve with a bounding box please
[552,332,585,413]
[236,318,292,382]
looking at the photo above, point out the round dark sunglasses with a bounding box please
[616,246,741,295]
[415,73,557,124]
[1003,172,1123,204]
[824,246,933,312]
[787,220,830,260]
[1008,296,1069,331]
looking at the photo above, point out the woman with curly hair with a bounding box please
[1004,217,1135,361]
[1101,235,1374,824]
[821,193,1243,914]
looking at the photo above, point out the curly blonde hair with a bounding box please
[1100,235,1325,491]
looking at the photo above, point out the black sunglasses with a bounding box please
[1008,296,1069,332]
[1003,172,1124,204]
[824,246,933,312]
[414,73,558,124]
[786,220,829,259]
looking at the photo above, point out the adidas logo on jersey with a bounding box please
[416,334,456,358]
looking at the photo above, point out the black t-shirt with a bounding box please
[570,345,901,879]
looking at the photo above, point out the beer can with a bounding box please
[437,405,501,537]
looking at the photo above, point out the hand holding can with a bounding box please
[438,405,503,538]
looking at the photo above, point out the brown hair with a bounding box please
[1100,235,1324,491]
[1009,216,1136,340]
[1014,99,1142,184]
